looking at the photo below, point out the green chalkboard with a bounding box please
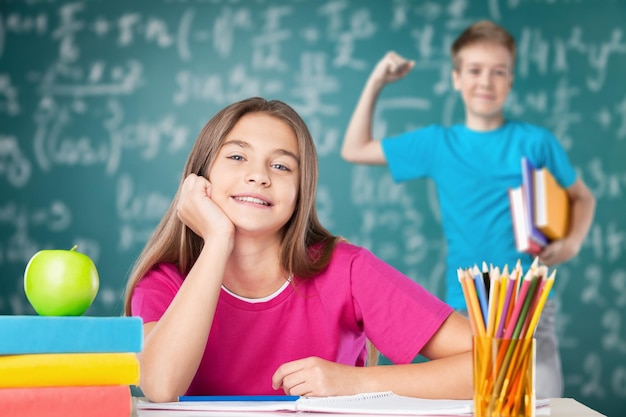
[1,1,625,415]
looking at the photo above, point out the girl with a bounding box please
[124,97,472,403]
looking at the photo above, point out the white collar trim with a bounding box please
[221,278,291,303]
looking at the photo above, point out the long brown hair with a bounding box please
[123,97,340,316]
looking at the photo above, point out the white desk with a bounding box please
[132,397,607,417]
[545,398,606,417]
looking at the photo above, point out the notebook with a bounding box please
[137,392,551,416]
[138,392,472,415]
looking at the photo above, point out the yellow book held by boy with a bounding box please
[533,167,570,240]
[0,352,139,388]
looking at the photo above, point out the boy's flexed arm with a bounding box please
[341,51,415,164]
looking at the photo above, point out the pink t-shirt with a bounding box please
[131,242,452,395]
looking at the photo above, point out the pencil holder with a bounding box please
[473,336,535,417]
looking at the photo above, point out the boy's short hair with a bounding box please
[450,20,516,71]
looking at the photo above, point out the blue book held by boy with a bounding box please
[0,315,143,354]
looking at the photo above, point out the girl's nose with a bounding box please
[245,168,270,186]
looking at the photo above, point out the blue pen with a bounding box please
[178,395,300,402]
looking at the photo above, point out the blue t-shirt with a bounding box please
[382,121,577,309]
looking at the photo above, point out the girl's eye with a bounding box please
[272,163,290,172]
[227,155,244,161]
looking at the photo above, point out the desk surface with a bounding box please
[548,398,606,417]
[132,397,606,417]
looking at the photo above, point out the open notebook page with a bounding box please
[138,392,550,416]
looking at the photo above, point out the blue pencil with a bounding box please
[472,264,489,327]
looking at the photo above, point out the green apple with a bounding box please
[24,245,100,316]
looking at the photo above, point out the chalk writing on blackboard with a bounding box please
[0,2,625,416]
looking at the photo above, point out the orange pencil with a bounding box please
[463,268,486,337]
[458,268,478,337]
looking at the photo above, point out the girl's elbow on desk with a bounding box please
[139,376,185,403]
[139,377,181,403]
[138,355,191,403]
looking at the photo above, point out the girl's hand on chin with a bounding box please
[177,174,234,241]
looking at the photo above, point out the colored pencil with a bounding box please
[462,259,556,417]
[503,261,536,340]
[482,261,491,299]
[494,264,509,336]
[495,268,516,338]
[504,261,522,332]
[458,268,478,337]
[486,267,500,337]
[472,264,489,328]
[524,269,556,340]
[520,265,548,338]
[511,273,540,340]
[464,269,486,337]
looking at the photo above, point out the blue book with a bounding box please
[0,316,143,354]
[521,157,548,247]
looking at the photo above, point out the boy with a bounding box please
[341,20,596,398]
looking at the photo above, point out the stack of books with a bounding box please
[0,315,142,417]
[509,157,570,255]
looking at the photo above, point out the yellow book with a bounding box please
[533,167,570,240]
[0,352,139,388]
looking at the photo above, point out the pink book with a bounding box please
[0,385,131,417]
[509,186,542,256]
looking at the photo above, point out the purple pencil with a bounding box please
[496,269,517,338]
